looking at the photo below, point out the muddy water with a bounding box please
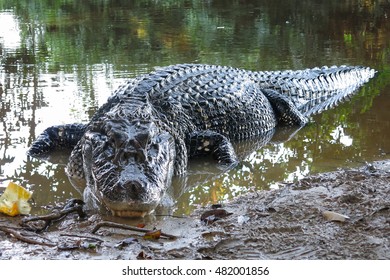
[1,0,390,217]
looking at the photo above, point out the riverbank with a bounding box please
[1,160,389,259]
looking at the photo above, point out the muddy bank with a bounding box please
[1,160,389,260]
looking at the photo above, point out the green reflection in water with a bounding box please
[0,0,390,216]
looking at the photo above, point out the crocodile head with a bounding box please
[81,119,176,217]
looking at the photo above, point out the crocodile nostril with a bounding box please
[123,180,145,199]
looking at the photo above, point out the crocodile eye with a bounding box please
[148,144,159,159]
[83,141,92,158]
[136,132,151,149]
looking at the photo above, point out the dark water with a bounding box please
[1,0,390,216]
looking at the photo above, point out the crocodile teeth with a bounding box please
[111,209,147,218]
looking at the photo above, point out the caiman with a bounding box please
[27,64,375,217]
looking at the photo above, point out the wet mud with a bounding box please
[1,160,389,260]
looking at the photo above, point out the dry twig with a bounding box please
[21,199,86,231]
[0,225,56,247]
[91,221,178,240]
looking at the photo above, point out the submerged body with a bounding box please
[28,64,375,217]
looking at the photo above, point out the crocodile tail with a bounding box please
[27,123,87,157]
[253,65,376,116]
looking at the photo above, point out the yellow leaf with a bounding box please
[143,229,161,240]
[0,182,32,216]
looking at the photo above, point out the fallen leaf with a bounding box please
[137,223,146,228]
[82,242,98,250]
[137,251,152,260]
[267,207,277,213]
[200,209,233,225]
[143,229,161,240]
[0,182,32,216]
[322,210,350,222]
[115,237,138,248]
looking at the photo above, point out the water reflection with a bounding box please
[0,1,390,216]
[0,13,21,49]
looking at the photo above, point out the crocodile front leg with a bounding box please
[173,137,188,176]
[187,130,238,166]
[28,123,87,157]
[65,140,86,193]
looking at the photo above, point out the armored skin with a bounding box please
[28,64,375,217]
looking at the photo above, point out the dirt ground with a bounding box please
[1,160,389,260]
